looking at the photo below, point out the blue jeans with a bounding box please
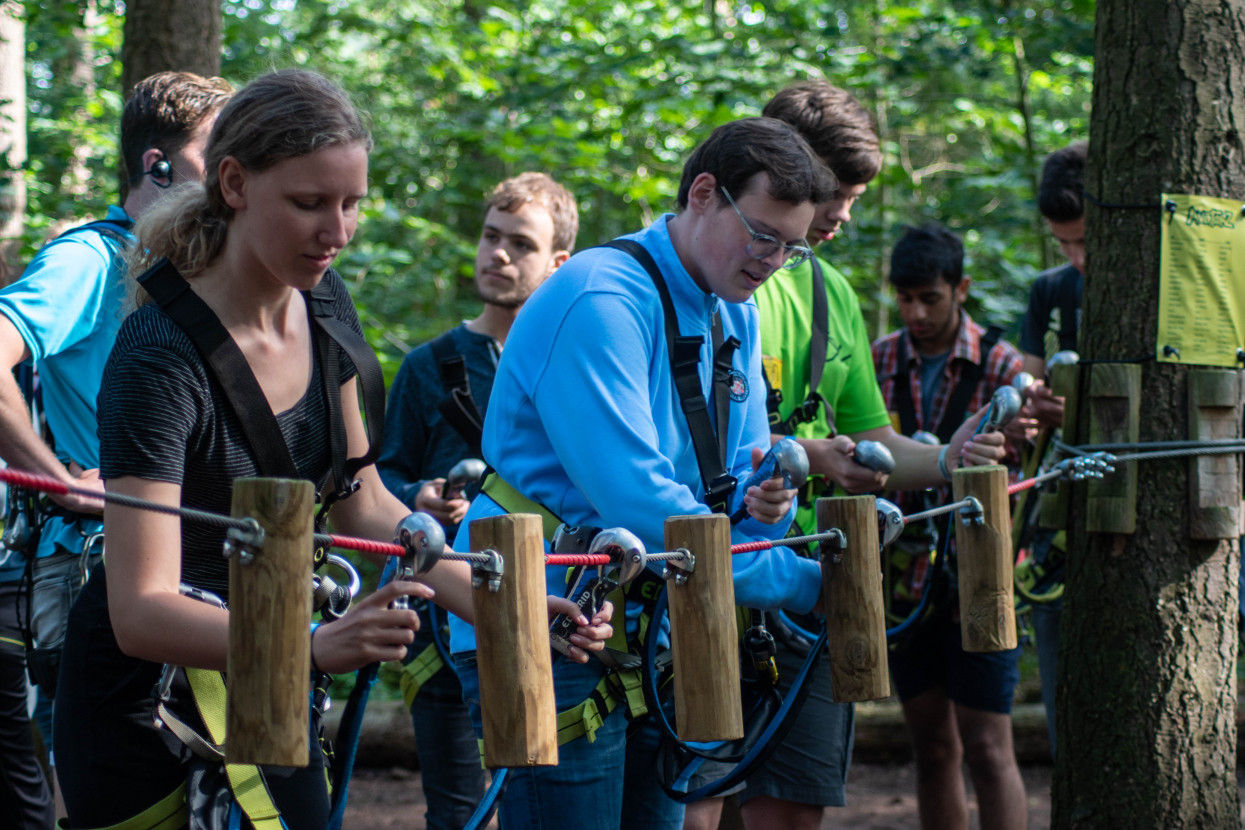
[409,613,486,830]
[455,651,683,830]
[1029,530,1064,758]
[1032,597,1060,757]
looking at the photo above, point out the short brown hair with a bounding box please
[1038,142,1087,223]
[487,172,579,253]
[131,70,370,280]
[120,71,233,199]
[762,81,881,186]
[676,118,837,210]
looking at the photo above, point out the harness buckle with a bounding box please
[705,474,738,515]
[742,623,779,686]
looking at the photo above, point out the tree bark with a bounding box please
[1052,1,1245,827]
[120,0,220,97]
[0,1,23,285]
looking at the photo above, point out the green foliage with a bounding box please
[211,0,1093,364]
[20,0,1094,353]
[21,2,125,258]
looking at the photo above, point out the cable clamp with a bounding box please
[221,518,265,565]
[471,549,505,593]
[959,496,985,527]
[661,548,695,586]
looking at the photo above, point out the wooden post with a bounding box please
[952,465,1017,652]
[1187,369,1242,539]
[819,496,889,702]
[665,514,742,742]
[1038,362,1081,529]
[227,477,314,767]
[1085,363,1141,534]
[469,513,557,768]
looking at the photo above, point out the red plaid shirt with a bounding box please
[872,310,1024,510]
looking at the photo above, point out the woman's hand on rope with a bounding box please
[948,406,1007,469]
[545,597,614,663]
[311,580,433,674]
[743,445,799,523]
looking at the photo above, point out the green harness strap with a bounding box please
[54,667,295,830]
[186,668,286,830]
[478,473,562,540]
[400,641,445,708]
[54,783,188,830]
[478,474,648,745]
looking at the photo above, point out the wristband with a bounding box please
[937,445,953,482]
[310,623,324,675]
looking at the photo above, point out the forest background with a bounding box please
[18,0,1094,383]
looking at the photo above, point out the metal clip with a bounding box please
[876,499,905,548]
[959,496,985,527]
[313,553,361,621]
[661,548,695,586]
[394,512,446,575]
[588,527,646,585]
[221,518,265,565]
[471,549,505,592]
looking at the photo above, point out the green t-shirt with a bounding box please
[754,255,890,529]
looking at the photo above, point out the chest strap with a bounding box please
[139,259,386,508]
[769,257,833,435]
[428,330,485,456]
[601,239,738,513]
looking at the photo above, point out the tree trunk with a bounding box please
[0,1,23,285]
[120,0,220,97]
[58,0,98,206]
[1052,1,1245,828]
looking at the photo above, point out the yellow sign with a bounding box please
[1157,193,1245,367]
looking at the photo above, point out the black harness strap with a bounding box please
[602,239,738,513]
[139,259,300,478]
[769,257,832,436]
[306,281,387,501]
[60,218,135,244]
[1058,275,1080,352]
[892,324,1004,443]
[428,331,485,456]
[138,260,386,502]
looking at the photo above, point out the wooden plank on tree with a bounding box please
[1187,369,1242,539]
[1038,363,1080,529]
[1085,363,1140,534]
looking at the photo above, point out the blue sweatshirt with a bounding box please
[448,215,822,653]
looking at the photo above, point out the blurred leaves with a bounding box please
[23,0,1093,354]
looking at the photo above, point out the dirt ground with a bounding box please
[341,762,1055,829]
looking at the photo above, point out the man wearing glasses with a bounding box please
[445,118,835,829]
[680,82,1010,830]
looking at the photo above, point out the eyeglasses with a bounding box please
[720,187,813,271]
